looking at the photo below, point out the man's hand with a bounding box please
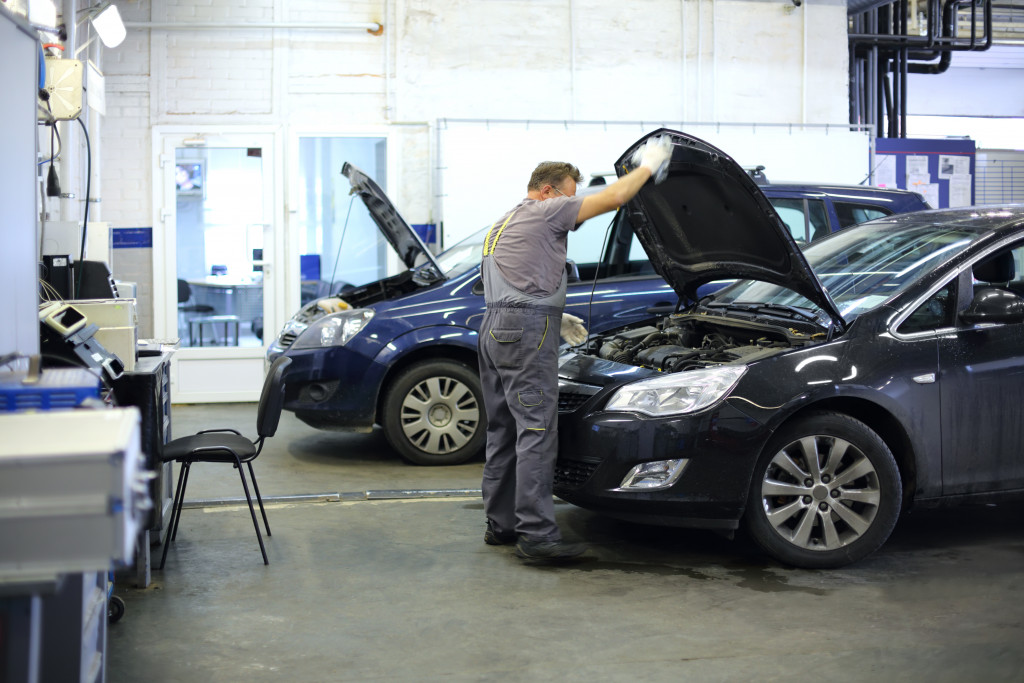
[632,135,673,183]
[560,313,588,346]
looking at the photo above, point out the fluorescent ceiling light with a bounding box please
[90,2,126,48]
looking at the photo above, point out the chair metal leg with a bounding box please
[235,459,269,565]
[158,461,189,570]
[170,462,193,542]
[247,461,271,537]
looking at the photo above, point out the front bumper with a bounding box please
[276,344,388,431]
[554,397,770,530]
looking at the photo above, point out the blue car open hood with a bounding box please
[342,162,444,274]
[617,129,846,330]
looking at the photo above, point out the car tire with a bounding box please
[743,411,902,569]
[382,360,485,466]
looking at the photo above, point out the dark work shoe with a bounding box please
[484,521,517,546]
[514,537,587,562]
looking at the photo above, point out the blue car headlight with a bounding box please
[604,366,747,416]
[291,309,374,349]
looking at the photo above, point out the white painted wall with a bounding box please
[100,0,851,233]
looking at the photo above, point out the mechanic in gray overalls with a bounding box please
[479,138,673,561]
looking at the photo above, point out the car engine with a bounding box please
[592,311,822,373]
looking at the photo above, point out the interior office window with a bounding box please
[296,137,387,303]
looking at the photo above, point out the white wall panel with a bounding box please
[437,119,871,247]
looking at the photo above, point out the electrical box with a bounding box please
[42,58,83,121]
[0,408,151,581]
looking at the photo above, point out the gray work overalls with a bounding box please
[478,211,567,542]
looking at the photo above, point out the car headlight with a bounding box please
[291,309,374,349]
[604,366,747,416]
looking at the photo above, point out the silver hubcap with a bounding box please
[399,376,480,455]
[760,435,881,552]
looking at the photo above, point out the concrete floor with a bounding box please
[108,404,1024,682]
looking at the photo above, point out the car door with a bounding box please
[938,242,1024,494]
[565,210,676,333]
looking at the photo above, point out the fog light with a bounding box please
[615,459,688,491]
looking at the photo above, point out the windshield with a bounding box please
[433,226,490,277]
[711,221,977,322]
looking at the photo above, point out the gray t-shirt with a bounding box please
[487,195,585,297]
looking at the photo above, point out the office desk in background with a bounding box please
[186,277,263,322]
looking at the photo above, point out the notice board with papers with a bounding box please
[874,138,976,208]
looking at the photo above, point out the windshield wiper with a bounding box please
[412,262,445,284]
[705,301,822,325]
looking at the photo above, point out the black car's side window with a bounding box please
[900,282,958,334]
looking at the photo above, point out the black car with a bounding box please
[554,129,1024,568]
[269,164,927,466]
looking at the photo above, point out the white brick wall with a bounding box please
[99,0,852,232]
[92,0,852,334]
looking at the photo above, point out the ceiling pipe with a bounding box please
[849,0,992,51]
[124,21,384,34]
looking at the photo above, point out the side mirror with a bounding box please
[565,259,580,284]
[960,287,1024,325]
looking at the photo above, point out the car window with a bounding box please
[714,222,978,323]
[768,198,830,242]
[835,202,891,229]
[971,243,1024,297]
[568,213,614,270]
[899,281,958,334]
[435,226,489,277]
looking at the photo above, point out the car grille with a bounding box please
[279,330,300,349]
[557,378,602,414]
[557,391,591,413]
[554,459,599,489]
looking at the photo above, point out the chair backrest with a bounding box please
[974,251,1015,284]
[256,355,292,439]
[177,279,191,304]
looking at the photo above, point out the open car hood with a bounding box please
[617,129,846,330]
[342,162,444,274]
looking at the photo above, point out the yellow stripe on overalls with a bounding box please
[483,210,517,256]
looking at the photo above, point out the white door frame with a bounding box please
[151,125,285,403]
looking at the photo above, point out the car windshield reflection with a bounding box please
[713,222,977,322]
[433,226,489,277]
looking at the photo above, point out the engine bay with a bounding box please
[591,310,823,373]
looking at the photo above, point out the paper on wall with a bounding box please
[949,176,973,207]
[906,155,930,178]
[939,155,970,180]
[874,154,897,188]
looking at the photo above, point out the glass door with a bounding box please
[156,129,283,402]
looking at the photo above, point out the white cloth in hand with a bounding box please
[560,313,588,346]
[631,135,673,184]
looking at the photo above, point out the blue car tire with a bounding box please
[382,359,485,466]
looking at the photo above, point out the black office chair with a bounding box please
[177,278,215,315]
[157,356,292,569]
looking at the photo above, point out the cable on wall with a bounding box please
[75,116,92,296]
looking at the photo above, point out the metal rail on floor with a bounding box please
[181,488,484,509]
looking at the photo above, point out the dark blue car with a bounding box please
[268,161,929,465]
